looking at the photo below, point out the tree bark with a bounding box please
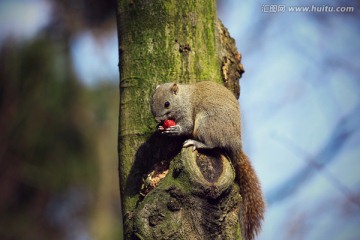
[116,0,244,239]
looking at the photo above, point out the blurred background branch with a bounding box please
[269,103,360,208]
[0,0,120,239]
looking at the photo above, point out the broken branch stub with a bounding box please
[134,147,241,240]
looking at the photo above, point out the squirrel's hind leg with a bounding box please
[183,139,211,151]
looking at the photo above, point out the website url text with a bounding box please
[262,5,355,13]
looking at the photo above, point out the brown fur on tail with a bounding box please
[236,151,265,240]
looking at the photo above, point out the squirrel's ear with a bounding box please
[170,83,179,95]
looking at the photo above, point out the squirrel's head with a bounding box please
[150,82,180,123]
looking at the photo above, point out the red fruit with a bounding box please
[162,119,176,129]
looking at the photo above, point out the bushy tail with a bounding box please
[235,151,265,240]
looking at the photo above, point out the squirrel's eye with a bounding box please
[164,101,170,108]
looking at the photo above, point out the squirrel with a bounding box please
[150,81,265,240]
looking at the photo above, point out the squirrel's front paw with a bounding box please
[157,125,165,131]
[162,125,182,136]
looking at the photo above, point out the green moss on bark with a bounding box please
[116,0,243,239]
[117,0,222,212]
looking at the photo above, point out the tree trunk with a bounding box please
[116,0,244,239]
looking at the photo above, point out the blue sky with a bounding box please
[0,0,51,43]
[0,0,118,86]
[1,0,359,239]
[70,31,119,85]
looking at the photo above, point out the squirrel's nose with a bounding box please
[155,116,163,123]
